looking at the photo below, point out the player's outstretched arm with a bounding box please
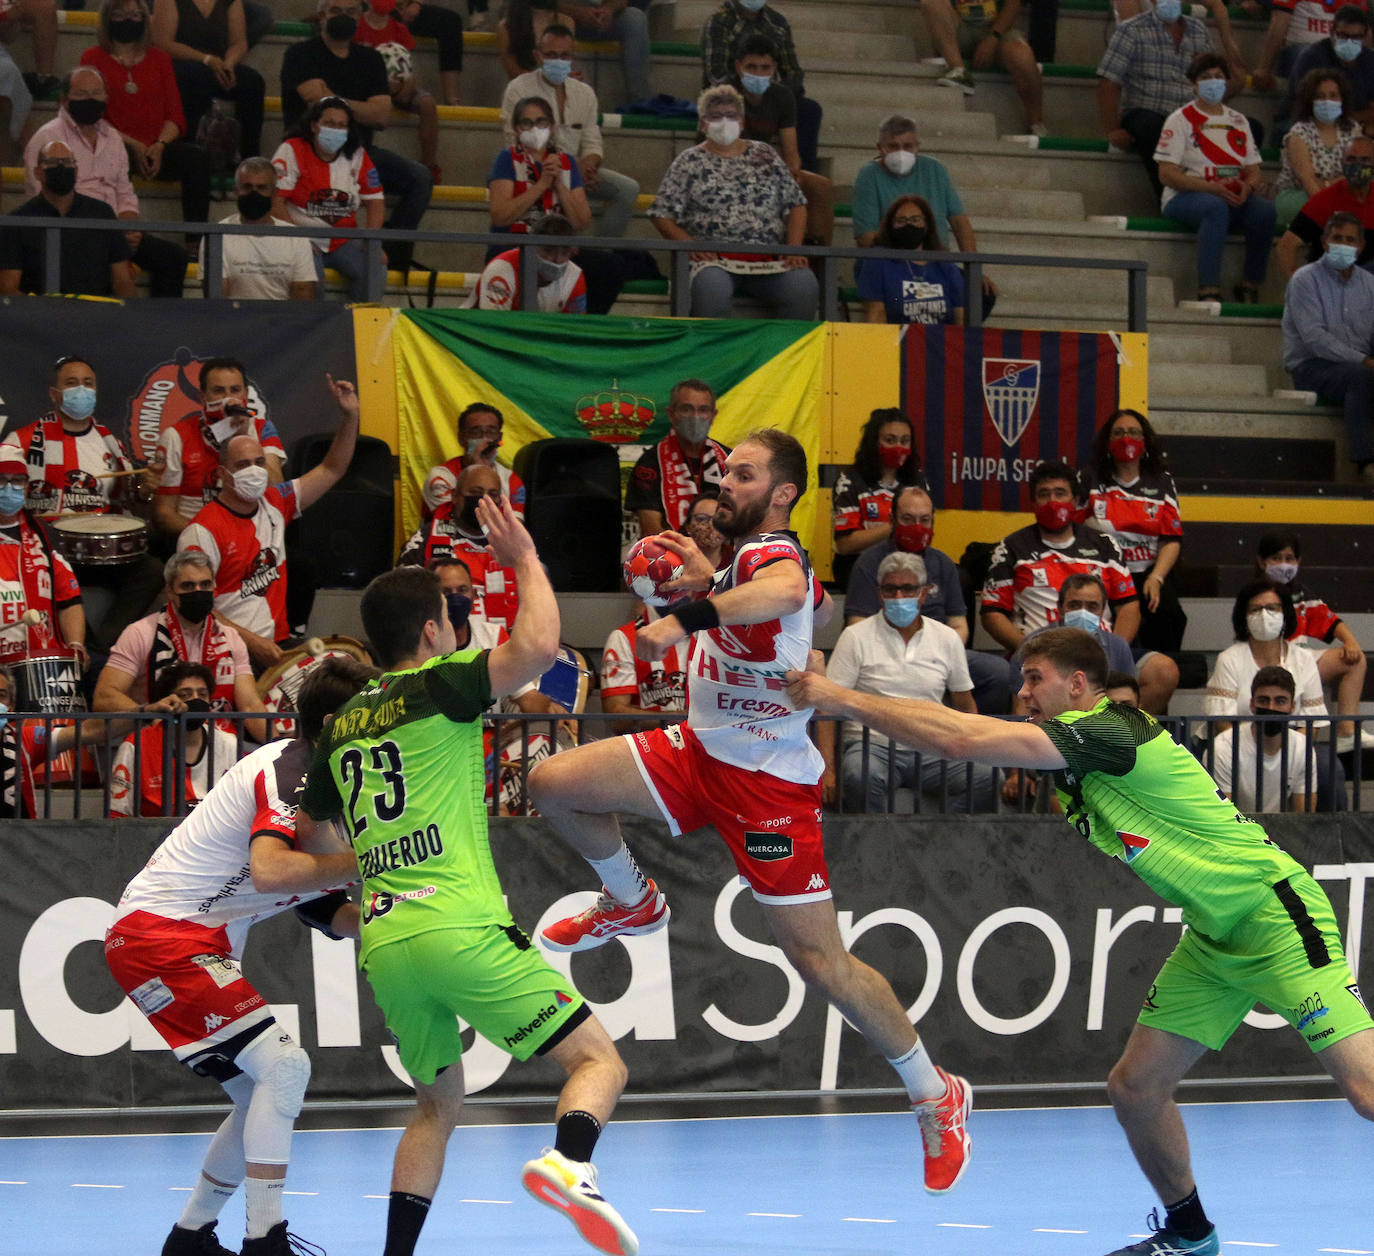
[785,670,1068,770]
[481,494,560,696]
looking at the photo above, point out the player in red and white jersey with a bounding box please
[105,658,377,1256]
[530,429,975,1196]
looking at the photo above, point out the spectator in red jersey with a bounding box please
[1081,407,1188,653]
[81,0,212,233]
[178,374,359,670]
[465,210,586,313]
[624,378,730,538]
[1277,133,1374,273]
[353,0,441,183]
[109,659,240,817]
[830,407,927,590]
[599,604,688,735]
[420,400,526,523]
[1256,528,1368,752]
[152,356,288,539]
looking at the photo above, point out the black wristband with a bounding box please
[672,597,720,635]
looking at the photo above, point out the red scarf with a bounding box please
[152,608,236,709]
[655,432,728,531]
[0,514,67,662]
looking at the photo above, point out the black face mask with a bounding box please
[66,97,107,126]
[177,589,215,624]
[43,165,76,196]
[236,190,273,221]
[183,697,212,734]
[109,17,146,41]
[888,225,924,250]
[446,592,473,632]
[459,495,483,533]
[325,13,356,39]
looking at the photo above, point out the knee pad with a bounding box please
[235,1026,312,1121]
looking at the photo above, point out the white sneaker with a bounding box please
[938,66,976,94]
[522,1148,639,1256]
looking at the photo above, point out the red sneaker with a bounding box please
[913,1067,972,1193]
[541,881,670,953]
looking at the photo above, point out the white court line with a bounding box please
[458,1198,511,1205]
[362,1194,389,1200]
[748,1212,800,1218]
[1319,1248,1374,1254]
[0,1180,28,1185]
[938,1222,992,1229]
[282,1191,318,1196]
[651,1208,704,1214]
[1035,1228,1088,1234]
[844,1217,896,1224]
[71,1183,123,1189]
[169,1186,191,1191]
[1223,1244,1279,1249]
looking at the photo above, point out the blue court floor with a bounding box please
[2,1099,1370,1255]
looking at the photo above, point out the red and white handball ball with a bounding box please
[623,536,684,607]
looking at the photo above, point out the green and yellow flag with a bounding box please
[394,309,826,542]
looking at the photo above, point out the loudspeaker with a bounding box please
[513,437,621,500]
[513,438,622,592]
[287,434,395,588]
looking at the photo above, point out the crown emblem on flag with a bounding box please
[574,379,656,442]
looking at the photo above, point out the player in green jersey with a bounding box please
[301,496,638,1256]
[786,626,1374,1256]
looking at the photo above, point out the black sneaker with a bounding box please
[240,1222,326,1256]
[161,1221,237,1256]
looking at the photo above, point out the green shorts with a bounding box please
[362,923,588,1085]
[1138,871,1371,1053]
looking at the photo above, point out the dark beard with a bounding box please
[713,494,769,540]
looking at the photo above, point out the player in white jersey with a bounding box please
[105,658,378,1256]
[530,429,974,1194]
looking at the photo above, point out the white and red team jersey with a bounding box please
[421,456,526,517]
[468,249,588,314]
[272,135,384,252]
[601,611,688,712]
[2,415,131,515]
[109,723,240,818]
[687,531,825,784]
[1155,103,1260,209]
[398,513,520,629]
[1084,468,1183,573]
[179,482,301,642]
[1288,582,1343,643]
[0,519,82,663]
[1273,0,1364,46]
[981,523,1138,636]
[156,412,287,523]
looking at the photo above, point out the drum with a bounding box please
[257,635,373,738]
[11,650,86,713]
[50,513,149,566]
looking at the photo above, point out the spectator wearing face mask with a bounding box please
[1273,5,1374,141]
[466,210,586,312]
[1255,529,1369,750]
[420,401,525,524]
[624,379,730,536]
[199,157,317,299]
[681,488,729,571]
[1252,0,1358,93]
[1278,134,1374,273]
[860,194,966,325]
[178,375,360,670]
[1274,67,1361,227]
[109,659,241,817]
[1207,666,1315,813]
[1281,212,1374,482]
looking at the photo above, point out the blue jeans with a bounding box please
[1289,355,1374,464]
[690,264,818,319]
[1162,189,1275,290]
[318,240,386,302]
[572,4,651,103]
[585,165,640,238]
[366,144,434,267]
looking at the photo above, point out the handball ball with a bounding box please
[379,42,413,79]
[623,537,684,607]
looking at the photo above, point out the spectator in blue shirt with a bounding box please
[858,194,965,325]
[1282,210,1374,482]
[1272,5,1374,142]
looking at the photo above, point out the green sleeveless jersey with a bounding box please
[1042,698,1304,939]
[301,649,506,961]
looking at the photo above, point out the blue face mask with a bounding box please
[1334,37,1363,63]
[0,484,26,516]
[316,125,348,156]
[1196,77,1227,104]
[60,384,96,421]
[1063,607,1103,634]
[883,596,922,628]
[741,72,773,95]
[0,702,7,731]
[739,0,767,10]
[1325,241,1359,269]
[1154,0,1182,20]
[1313,98,1344,123]
[541,58,572,85]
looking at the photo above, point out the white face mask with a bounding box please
[231,465,270,502]
[1246,607,1285,642]
[882,149,916,176]
[706,118,742,146]
[1263,560,1299,585]
[520,125,551,152]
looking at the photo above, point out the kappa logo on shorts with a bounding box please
[204,1013,228,1032]
[806,873,827,891]
[744,831,793,862]
[191,953,242,989]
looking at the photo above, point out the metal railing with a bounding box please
[4,215,1154,330]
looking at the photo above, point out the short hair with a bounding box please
[151,660,215,702]
[892,483,934,516]
[669,378,715,407]
[235,156,277,185]
[1019,626,1109,691]
[1106,671,1140,701]
[733,31,779,62]
[698,83,745,118]
[63,65,104,95]
[1334,3,1371,30]
[198,356,247,392]
[1186,51,1230,81]
[430,554,473,578]
[1257,530,1301,560]
[539,21,574,42]
[362,566,444,669]
[297,656,382,743]
[877,114,917,143]
[744,427,807,507]
[458,401,502,433]
[1295,66,1353,123]
[1231,579,1298,641]
[164,548,216,585]
[1324,210,1366,240]
[876,550,927,586]
[1058,572,1107,608]
[1252,665,1297,698]
[51,354,94,383]
[1030,459,1079,496]
[530,211,575,238]
[512,94,555,126]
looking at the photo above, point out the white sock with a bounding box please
[178,1173,238,1230]
[244,1176,284,1240]
[588,846,651,907]
[888,1039,944,1103]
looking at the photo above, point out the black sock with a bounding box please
[1165,1188,1211,1241]
[383,1192,431,1256]
[553,1110,603,1164]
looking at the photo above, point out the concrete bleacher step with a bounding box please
[1147,334,1235,365]
[667,0,919,41]
[1149,361,1271,398]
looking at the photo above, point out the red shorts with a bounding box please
[105,910,274,1062]
[627,724,829,904]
